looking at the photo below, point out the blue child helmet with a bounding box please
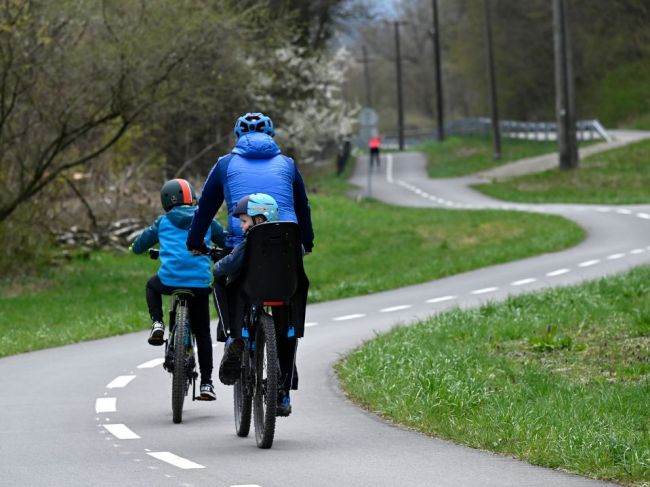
[233,112,275,139]
[232,193,279,222]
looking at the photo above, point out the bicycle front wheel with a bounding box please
[171,303,188,424]
[253,313,278,449]
[234,350,253,437]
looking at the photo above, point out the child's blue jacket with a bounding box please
[132,206,226,288]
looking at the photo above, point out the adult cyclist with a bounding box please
[187,112,313,415]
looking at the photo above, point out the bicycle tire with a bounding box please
[171,303,188,424]
[253,313,278,449]
[234,351,252,437]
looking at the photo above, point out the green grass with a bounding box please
[0,178,585,357]
[420,136,562,178]
[337,266,650,486]
[0,251,159,358]
[304,195,584,302]
[473,138,650,204]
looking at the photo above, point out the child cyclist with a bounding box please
[213,193,297,416]
[130,178,226,401]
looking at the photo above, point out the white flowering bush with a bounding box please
[248,45,358,164]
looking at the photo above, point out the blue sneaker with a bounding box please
[276,391,291,417]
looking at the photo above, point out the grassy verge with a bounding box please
[473,138,650,204]
[0,166,585,357]
[304,196,584,302]
[420,136,561,178]
[337,266,650,486]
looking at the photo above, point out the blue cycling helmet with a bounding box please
[233,112,275,139]
[232,193,279,222]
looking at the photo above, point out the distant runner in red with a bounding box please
[368,134,381,168]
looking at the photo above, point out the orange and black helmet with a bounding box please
[160,178,196,212]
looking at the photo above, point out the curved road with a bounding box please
[2,132,649,486]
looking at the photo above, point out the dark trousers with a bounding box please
[271,306,299,393]
[369,147,380,167]
[146,275,213,383]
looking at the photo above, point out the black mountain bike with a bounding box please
[216,222,306,449]
[149,248,198,424]
[234,305,280,448]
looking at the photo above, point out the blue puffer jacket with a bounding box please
[187,132,314,251]
[131,206,226,288]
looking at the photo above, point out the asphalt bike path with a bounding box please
[2,131,649,486]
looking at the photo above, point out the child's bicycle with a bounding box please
[218,222,305,449]
[149,248,202,424]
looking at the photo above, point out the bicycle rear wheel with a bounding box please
[253,313,278,449]
[234,350,253,437]
[171,303,188,424]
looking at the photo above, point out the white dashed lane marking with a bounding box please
[333,313,366,321]
[630,248,645,254]
[426,295,457,303]
[146,452,205,469]
[103,424,140,440]
[607,253,625,260]
[471,287,499,295]
[95,398,117,413]
[546,268,570,277]
[106,375,136,388]
[305,322,318,327]
[137,358,165,369]
[637,213,650,219]
[578,259,600,267]
[511,278,537,286]
[616,209,632,215]
[380,305,413,313]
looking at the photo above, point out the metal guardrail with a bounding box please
[381,117,611,148]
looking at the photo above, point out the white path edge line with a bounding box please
[511,278,537,286]
[305,322,318,327]
[546,268,570,277]
[471,287,499,295]
[95,397,117,413]
[380,304,412,313]
[607,253,625,260]
[578,259,600,267]
[426,295,457,303]
[103,424,140,440]
[137,358,165,369]
[333,313,366,321]
[146,451,205,469]
[106,375,136,388]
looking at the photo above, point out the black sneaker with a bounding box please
[148,321,164,346]
[276,391,292,417]
[198,382,216,401]
[218,337,244,385]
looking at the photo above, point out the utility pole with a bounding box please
[431,0,445,141]
[553,0,579,169]
[483,0,501,159]
[394,21,405,151]
[361,45,372,108]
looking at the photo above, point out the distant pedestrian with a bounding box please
[336,138,351,176]
[368,134,381,168]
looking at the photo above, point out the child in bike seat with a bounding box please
[129,178,226,401]
[213,193,299,416]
